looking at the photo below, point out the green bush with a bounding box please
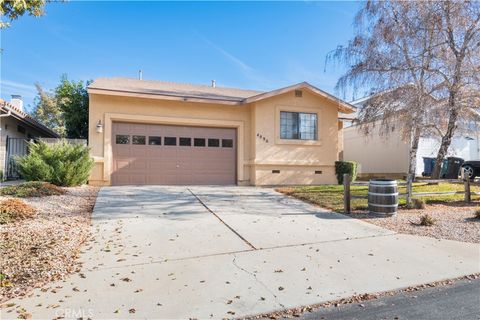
[16,140,94,187]
[335,161,359,184]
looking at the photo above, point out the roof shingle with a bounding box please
[88,77,263,102]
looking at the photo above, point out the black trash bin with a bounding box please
[422,157,435,177]
[445,157,464,179]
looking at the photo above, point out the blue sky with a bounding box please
[1,1,360,112]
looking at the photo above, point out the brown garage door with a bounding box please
[112,122,236,185]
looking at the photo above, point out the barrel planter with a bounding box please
[368,179,398,215]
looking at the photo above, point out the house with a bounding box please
[343,94,480,178]
[87,77,355,186]
[0,97,60,180]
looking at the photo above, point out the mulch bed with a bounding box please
[0,186,99,303]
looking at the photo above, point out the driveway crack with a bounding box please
[187,188,257,250]
[231,253,286,310]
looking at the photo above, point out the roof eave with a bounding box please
[88,87,245,105]
[243,82,356,113]
[0,103,59,138]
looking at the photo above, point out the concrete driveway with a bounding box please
[2,186,479,319]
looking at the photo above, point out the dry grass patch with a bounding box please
[0,181,65,198]
[0,199,36,224]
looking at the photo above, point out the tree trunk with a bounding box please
[408,125,422,180]
[432,100,458,178]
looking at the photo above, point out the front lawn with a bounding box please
[278,182,480,213]
[278,181,480,243]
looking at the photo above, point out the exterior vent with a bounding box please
[272,170,280,174]
[295,90,302,97]
[315,170,322,174]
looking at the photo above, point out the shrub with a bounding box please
[0,170,3,181]
[419,214,435,226]
[16,140,94,187]
[406,198,426,210]
[0,181,66,198]
[474,209,480,219]
[335,161,359,184]
[0,199,36,224]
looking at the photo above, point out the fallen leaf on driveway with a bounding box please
[278,286,284,291]
[129,308,136,314]
[120,277,132,282]
[274,269,283,273]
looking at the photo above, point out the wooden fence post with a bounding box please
[343,173,351,214]
[406,174,413,207]
[464,175,471,203]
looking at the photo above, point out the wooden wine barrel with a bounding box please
[368,179,398,215]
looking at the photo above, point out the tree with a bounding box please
[0,0,49,28]
[329,0,439,178]
[32,83,66,137]
[429,1,480,178]
[55,75,90,139]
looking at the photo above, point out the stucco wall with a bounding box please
[343,122,410,176]
[250,90,339,185]
[88,89,342,186]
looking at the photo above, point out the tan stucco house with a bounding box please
[87,78,355,186]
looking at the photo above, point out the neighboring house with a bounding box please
[0,97,59,180]
[343,94,480,178]
[87,77,355,186]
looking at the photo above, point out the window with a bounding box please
[116,135,130,144]
[280,111,317,140]
[194,138,206,147]
[222,139,233,148]
[148,136,161,145]
[208,138,220,147]
[164,137,177,146]
[179,137,191,146]
[132,135,146,145]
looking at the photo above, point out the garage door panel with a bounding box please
[112,123,236,186]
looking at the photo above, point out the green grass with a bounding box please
[0,181,66,198]
[278,182,480,212]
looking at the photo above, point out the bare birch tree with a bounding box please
[428,1,480,178]
[329,1,439,177]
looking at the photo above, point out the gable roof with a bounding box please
[88,77,356,113]
[0,100,59,138]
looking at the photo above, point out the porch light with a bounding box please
[96,120,103,133]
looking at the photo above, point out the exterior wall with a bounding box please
[88,89,344,186]
[343,121,410,177]
[0,115,45,177]
[250,90,340,185]
[88,94,253,186]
